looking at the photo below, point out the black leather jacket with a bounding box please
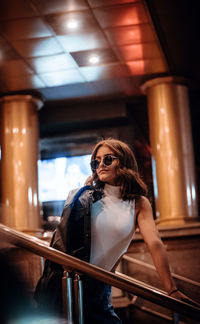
[51,185,103,261]
[34,185,103,313]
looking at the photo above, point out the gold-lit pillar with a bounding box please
[143,77,198,225]
[0,95,43,233]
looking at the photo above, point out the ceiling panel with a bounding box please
[104,24,155,46]
[27,53,77,73]
[0,38,20,60]
[0,0,38,21]
[0,60,34,79]
[91,78,134,97]
[38,82,97,100]
[0,17,53,40]
[40,69,85,87]
[45,10,98,35]
[79,63,128,82]
[71,49,118,67]
[88,0,137,7]
[5,74,45,91]
[93,2,149,29]
[11,37,64,58]
[56,31,109,52]
[114,43,161,61]
[126,58,166,75]
[33,0,88,14]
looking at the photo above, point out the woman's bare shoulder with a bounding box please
[135,196,152,214]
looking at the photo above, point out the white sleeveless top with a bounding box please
[90,184,136,271]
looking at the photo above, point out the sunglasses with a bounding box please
[90,155,117,171]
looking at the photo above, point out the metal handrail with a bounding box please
[123,255,200,288]
[0,223,200,320]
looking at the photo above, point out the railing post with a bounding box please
[172,312,180,324]
[62,270,73,324]
[78,275,84,324]
[74,273,84,324]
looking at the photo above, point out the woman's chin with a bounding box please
[98,175,108,183]
[99,175,109,183]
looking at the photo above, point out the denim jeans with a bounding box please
[82,277,122,324]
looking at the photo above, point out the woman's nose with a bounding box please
[99,158,105,168]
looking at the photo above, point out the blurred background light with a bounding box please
[38,154,91,202]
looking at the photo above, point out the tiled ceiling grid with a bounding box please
[0,0,167,100]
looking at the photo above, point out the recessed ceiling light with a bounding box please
[67,20,78,30]
[89,55,100,64]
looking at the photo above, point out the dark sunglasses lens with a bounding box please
[104,155,114,166]
[91,159,99,170]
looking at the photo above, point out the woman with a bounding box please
[35,138,196,322]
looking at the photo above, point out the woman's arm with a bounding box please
[136,196,176,294]
[136,196,200,306]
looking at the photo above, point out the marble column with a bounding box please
[143,77,198,225]
[0,94,43,233]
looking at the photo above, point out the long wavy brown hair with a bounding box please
[87,138,148,200]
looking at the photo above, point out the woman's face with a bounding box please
[95,145,119,186]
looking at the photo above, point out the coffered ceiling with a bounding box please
[0,0,199,102]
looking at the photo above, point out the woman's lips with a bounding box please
[98,169,107,174]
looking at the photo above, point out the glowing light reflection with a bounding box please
[160,107,165,114]
[67,19,78,30]
[156,211,160,217]
[34,193,38,206]
[187,186,192,206]
[89,55,100,64]
[28,187,32,204]
[192,185,196,201]
[13,127,19,133]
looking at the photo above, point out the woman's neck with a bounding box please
[104,183,121,198]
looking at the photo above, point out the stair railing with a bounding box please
[123,254,200,288]
[0,223,200,323]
